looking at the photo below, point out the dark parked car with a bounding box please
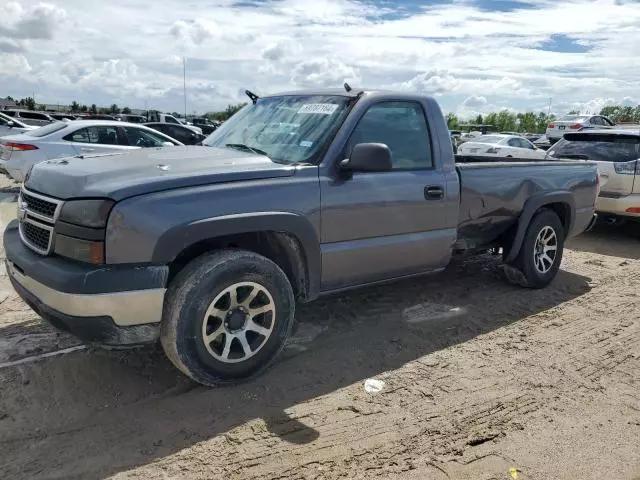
[191,117,217,135]
[50,113,78,121]
[144,122,205,145]
[117,114,146,123]
[5,88,598,387]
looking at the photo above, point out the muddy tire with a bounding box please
[160,249,295,386]
[504,209,565,289]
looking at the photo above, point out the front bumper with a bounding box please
[4,220,168,345]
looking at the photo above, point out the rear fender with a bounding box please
[504,192,575,263]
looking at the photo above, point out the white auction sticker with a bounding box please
[298,103,339,115]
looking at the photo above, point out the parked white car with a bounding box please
[457,134,547,159]
[546,129,639,220]
[0,120,183,181]
[0,112,37,137]
[545,114,615,144]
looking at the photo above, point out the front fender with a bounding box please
[152,211,321,296]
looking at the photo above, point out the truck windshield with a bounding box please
[202,95,352,164]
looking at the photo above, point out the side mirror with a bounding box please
[340,143,392,172]
[7,121,15,128]
[161,141,175,147]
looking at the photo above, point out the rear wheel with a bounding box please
[504,209,565,288]
[161,249,295,386]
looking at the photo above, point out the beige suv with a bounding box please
[547,130,639,220]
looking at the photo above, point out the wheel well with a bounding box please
[500,201,572,261]
[543,202,571,236]
[167,231,309,301]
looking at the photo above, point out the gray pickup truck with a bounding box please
[5,88,598,386]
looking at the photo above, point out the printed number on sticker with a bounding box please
[298,104,338,115]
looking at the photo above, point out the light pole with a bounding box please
[183,56,187,120]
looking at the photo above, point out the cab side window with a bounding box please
[346,102,433,170]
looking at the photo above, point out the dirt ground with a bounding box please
[0,181,638,480]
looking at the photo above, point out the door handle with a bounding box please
[424,185,444,200]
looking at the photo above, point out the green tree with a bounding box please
[567,110,580,115]
[70,101,80,112]
[122,107,132,114]
[80,105,88,112]
[496,110,517,132]
[475,114,483,124]
[38,104,47,111]
[23,97,35,110]
[90,104,98,114]
[445,112,459,130]
[110,104,120,114]
[484,112,498,129]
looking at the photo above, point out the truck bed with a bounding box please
[455,160,598,252]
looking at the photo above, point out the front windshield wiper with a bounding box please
[224,143,269,156]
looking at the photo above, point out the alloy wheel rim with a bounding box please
[533,226,558,274]
[201,281,276,364]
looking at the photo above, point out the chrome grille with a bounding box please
[21,191,57,218]
[18,188,63,255]
[21,221,52,252]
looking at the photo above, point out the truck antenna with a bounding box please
[344,82,352,92]
[245,90,259,104]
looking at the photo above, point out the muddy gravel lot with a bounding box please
[0,179,638,480]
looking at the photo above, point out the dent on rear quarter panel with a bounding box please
[456,161,597,248]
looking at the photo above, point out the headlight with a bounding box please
[58,199,115,228]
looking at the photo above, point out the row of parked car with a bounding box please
[0,112,223,181]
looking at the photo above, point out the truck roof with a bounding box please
[263,88,393,98]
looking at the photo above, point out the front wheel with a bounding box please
[160,249,295,386]
[504,209,565,289]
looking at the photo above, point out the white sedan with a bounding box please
[0,120,183,181]
[456,134,547,159]
[545,114,615,144]
[0,112,37,137]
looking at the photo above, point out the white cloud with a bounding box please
[0,0,639,114]
[291,58,360,88]
[0,2,68,40]
[463,96,488,108]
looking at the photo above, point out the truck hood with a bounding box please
[25,146,297,200]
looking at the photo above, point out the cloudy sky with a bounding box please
[1,0,639,117]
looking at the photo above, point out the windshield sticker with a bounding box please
[299,140,313,147]
[298,104,339,115]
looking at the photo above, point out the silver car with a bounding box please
[0,112,37,137]
[545,114,615,144]
[2,109,55,127]
[0,120,183,181]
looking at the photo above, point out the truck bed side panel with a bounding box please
[456,161,598,249]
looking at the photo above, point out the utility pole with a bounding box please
[183,56,187,120]
[547,97,552,116]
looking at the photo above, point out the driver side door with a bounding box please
[319,101,458,291]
